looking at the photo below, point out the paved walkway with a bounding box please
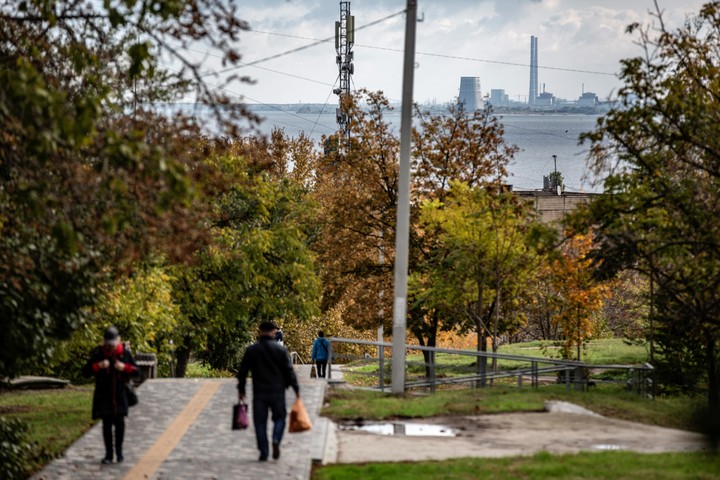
[34,365,329,480]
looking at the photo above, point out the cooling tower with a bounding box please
[458,77,482,111]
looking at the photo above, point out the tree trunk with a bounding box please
[412,317,438,379]
[175,343,192,378]
[708,338,719,407]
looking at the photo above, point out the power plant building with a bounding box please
[490,89,509,106]
[578,91,598,107]
[458,76,483,111]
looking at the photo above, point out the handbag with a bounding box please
[125,382,138,407]
[310,363,317,378]
[288,397,312,433]
[232,402,249,430]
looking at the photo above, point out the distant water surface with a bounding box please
[254,110,602,192]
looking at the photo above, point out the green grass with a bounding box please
[342,339,651,388]
[323,385,703,431]
[404,339,650,368]
[313,451,720,480]
[499,338,651,365]
[185,362,234,378]
[0,386,95,474]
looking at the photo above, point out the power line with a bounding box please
[309,75,340,139]
[246,29,617,77]
[210,9,406,76]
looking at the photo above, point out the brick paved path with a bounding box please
[34,365,328,480]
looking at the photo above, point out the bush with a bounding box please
[184,362,234,378]
[0,416,35,480]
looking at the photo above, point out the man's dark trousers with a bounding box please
[252,392,286,459]
[316,360,328,378]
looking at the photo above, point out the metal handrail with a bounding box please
[289,351,306,365]
[326,336,654,397]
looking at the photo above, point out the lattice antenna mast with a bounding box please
[334,1,355,141]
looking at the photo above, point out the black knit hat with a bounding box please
[258,320,279,332]
[104,326,119,341]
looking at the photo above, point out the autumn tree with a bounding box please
[0,0,253,378]
[313,94,520,357]
[549,233,612,360]
[170,150,321,376]
[312,91,399,342]
[571,1,720,406]
[416,181,551,379]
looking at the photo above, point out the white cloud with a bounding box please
[208,0,705,104]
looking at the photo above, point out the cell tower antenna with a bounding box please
[334,1,355,141]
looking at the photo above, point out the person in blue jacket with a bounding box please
[311,331,330,378]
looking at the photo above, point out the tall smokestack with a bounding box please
[529,35,538,105]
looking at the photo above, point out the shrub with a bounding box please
[0,417,35,480]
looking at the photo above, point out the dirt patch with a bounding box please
[333,411,706,464]
[0,405,32,414]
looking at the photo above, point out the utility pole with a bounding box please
[391,0,417,394]
[334,2,355,142]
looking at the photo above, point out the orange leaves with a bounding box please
[550,232,612,360]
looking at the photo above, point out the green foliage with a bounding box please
[0,417,35,480]
[0,0,253,378]
[172,153,321,373]
[572,2,720,405]
[547,170,564,191]
[415,181,552,352]
[314,452,720,480]
[41,264,184,381]
[313,95,522,355]
[184,362,234,379]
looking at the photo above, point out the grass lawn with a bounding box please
[323,385,703,432]
[313,451,720,480]
[499,338,651,365]
[403,338,650,369]
[342,339,652,388]
[0,385,95,474]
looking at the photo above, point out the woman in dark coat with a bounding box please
[82,326,138,464]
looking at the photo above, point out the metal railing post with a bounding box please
[531,361,538,389]
[574,366,584,391]
[327,341,333,380]
[379,345,385,392]
[429,350,436,394]
[565,367,570,391]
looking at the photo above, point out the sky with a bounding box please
[192,0,706,105]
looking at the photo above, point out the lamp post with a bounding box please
[169,339,175,378]
[391,0,418,394]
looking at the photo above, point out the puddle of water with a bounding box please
[339,422,456,437]
[592,444,625,450]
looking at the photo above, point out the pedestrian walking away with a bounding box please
[236,320,300,461]
[82,325,138,465]
[311,331,330,378]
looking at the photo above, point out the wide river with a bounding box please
[254,110,603,192]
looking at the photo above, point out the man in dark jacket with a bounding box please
[82,326,138,464]
[237,320,300,461]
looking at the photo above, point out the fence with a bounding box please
[326,337,655,398]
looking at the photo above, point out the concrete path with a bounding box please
[332,408,707,464]
[34,365,329,480]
